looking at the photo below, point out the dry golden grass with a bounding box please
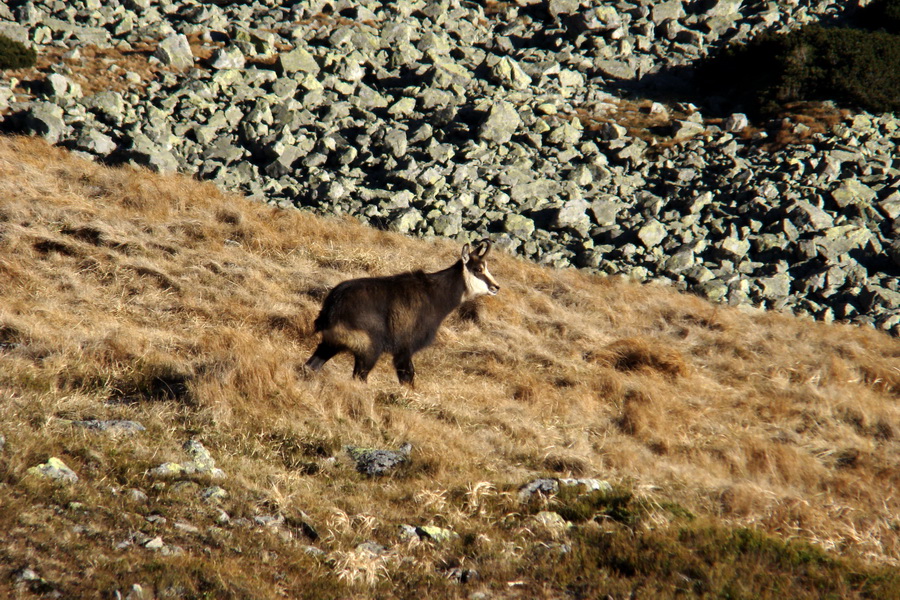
[0,136,899,597]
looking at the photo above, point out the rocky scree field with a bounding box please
[0,0,899,335]
[1,136,900,598]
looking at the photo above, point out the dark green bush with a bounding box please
[0,35,36,69]
[697,24,900,116]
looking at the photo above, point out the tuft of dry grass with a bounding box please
[0,136,899,597]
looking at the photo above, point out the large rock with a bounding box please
[831,178,877,208]
[154,34,193,70]
[757,273,792,300]
[209,46,245,70]
[346,443,412,476]
[651,0,686,24]
[791,200,834,230]
[277,46,319,75]
[504,214,536,239]
[24,102,68,143]
[491,56,532,90]
[815,225,872,259]
[551,198,591,233]
[637,219,667,248]
[27,457,78,484]
[83,91,125,124]
[479,101,521,145]
[76,129,116,156]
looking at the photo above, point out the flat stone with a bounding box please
[651,0,686,24]
[695,279,729,301]
[791,200,834,230]
[76,129,117,156]
[758,273,792,300]
[278,46,319,75]
[831,178,877,208]
[815,225,872,258]
[414,525,458,543]
[71,419,145,434]
[594,59,636,80]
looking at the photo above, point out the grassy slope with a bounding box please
[0,136,898,598]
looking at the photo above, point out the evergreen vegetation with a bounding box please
[0,35,36,69]
[698,0,900,115]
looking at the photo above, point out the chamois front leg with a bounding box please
[393,351,416,386]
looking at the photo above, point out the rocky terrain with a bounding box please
[2,0,899,333]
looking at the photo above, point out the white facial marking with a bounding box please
[463,262,499,300]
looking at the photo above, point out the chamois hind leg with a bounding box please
[352,350,381,382]
[393,351,416,386]
[305,341,342,371]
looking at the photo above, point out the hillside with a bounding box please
[1,135,899,598]
[3,0,900,336]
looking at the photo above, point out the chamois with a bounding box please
[305,240,500,385]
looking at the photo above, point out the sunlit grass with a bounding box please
[0,136,898,597]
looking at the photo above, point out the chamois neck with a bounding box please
[426,260,467,310]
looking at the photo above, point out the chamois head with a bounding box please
[461,239,500,301]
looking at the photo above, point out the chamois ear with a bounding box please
[461,243,471,263]
[476,239,491,257]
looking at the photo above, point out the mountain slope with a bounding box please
[0,136,898,598]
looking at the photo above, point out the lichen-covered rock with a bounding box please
[27,457,78,484]
[478,101,521,145]
[153,34,193,70]
[346,443,412,476]
[24,102,68,143]
[70,419,145,434]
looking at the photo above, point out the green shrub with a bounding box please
[698,24,900,116]
[0,35,36,69]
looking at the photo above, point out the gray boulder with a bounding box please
[504,214,536,239]
[209,46,245,70]
[831,178,877,208]
[27,457,78,484]
[154,34,194,70]
[637,219,667,248]
[552,198,591,234]
[478,101,521,145]
[278,46,320,75]
[651,0,686,24]
[24,102,68,143]
[491,56,532,90]
[346,443,412,476]
[75,129,117,156]
[757,273,792,300]
[791,200,834,231]
[84,91,125,124]
[590,197,619,226]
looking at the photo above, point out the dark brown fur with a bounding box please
[305,242,498,385]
